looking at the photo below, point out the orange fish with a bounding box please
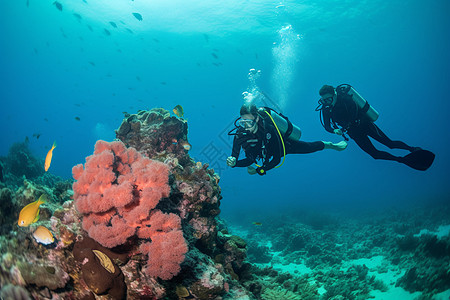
[33,226,54,245]
[18,194,46,227]
[44,141,57,171]
[252,222,262,226]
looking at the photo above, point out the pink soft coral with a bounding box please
[72,140,188,279]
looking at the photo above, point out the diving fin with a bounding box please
[401,150,435,171]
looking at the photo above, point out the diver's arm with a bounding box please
[235,157,255,167]
[230,135,255,168]
[230,135,242,159]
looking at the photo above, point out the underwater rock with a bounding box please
[0,284,31,300]
[0,188,16,234]
[1,141,44,183]
[17,261,69,290]
[115,107,189,161]
[73,237,127,299]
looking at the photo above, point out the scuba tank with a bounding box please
[258,107,302,141]
[337,84,379,122]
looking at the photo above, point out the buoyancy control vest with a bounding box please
[336,84,379,122]
[258,107,302,141]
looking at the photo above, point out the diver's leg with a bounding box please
[367,123,415,151]
[286,141,325,154]
[286,140,346,154]
[351,132,403,161]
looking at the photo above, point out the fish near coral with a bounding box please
[181,141,191,151]
[44,141,56,171]
[173,104,184,118]
[33,226,54,245]
[18,194,46,227]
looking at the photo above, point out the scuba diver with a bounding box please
[316,84,435,171]
[227,103,348,175]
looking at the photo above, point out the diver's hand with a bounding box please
[247,166,257,175]
[334,128,343,135]
[226,156,236,167]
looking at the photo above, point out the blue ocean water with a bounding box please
[1,0,449,218]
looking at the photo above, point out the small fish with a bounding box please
[181,141,191,151]
[26,0,29,7]
[0,163,3,182]
[74,116,81,121]
[104,29,111,36]
[132,13,143,21]
[173,105,184,118]
[211,53,218,59]
[33,226,54,245]
[73,13,82,21]
[203,34,209,43]
[33,133,41,139]
[18,194,46,227]
[160,82,167,85]
[252,222,262,226]
[153,38,160,43]
[53,1,62,11]
[87,25,93,32]
[109,21,117,28]
[126,28,134,34]
[44,141,57,172]
[89,61,96,66]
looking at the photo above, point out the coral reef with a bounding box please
[0,107,251,299]
[1,107,448,299]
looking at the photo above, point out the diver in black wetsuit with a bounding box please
[227,103,347,175]
[316,84,435,171]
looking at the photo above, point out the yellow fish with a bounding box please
[18,194,46,227]
[181,141,192,151]
[44,141,57,171]
[33,226,54,245]
[173,105,184,118]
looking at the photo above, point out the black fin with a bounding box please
[401,150,435,171]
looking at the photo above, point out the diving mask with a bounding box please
[238,119,256,129]
[319,96,334,106]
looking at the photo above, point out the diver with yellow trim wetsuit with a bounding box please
[227,103,347,175]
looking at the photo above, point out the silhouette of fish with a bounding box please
[110,22,117,28]
[0,163,3,182]
[53,1,62,11]
[211,53,218,59]
[73,13,82,21]
[104,29,111,36]
[132,13,143,21]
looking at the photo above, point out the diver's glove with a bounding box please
[256,167,266,176]
[226,156,236,167]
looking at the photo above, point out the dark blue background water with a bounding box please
[1,0,449,219]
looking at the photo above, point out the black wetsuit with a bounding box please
[321,87,413,161]
[231,119,324,172]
